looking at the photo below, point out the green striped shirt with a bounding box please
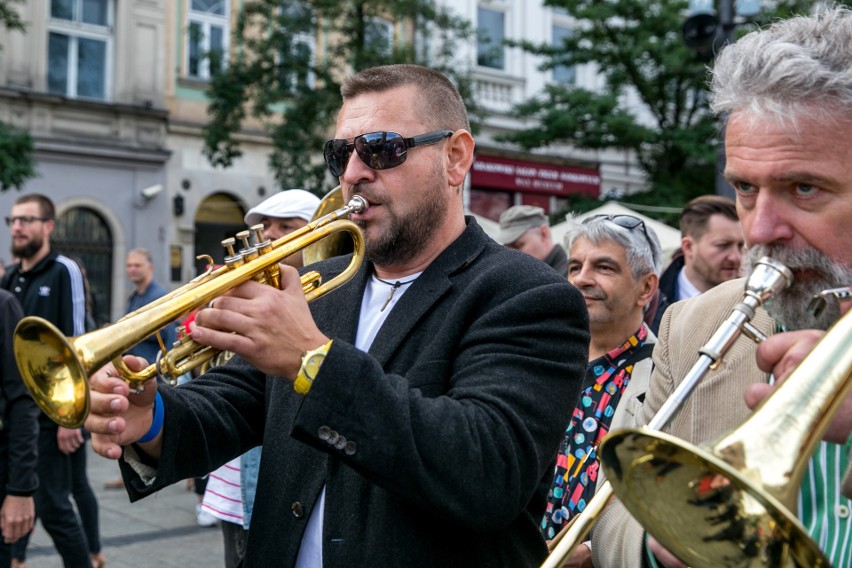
[799,439,852,567]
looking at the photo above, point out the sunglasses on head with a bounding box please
[323,130,453,177]
[584,214,652,247]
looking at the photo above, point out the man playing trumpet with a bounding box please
[592,6,852,567]
[82,64,590,567]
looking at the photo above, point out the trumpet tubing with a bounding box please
[14,192,367,429]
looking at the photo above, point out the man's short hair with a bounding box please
[497,205,548,245]
[564,214,663,278]
[14,194,55,221]
[340,64,470,133]
[679,195,738,239]
[127,248,153,265]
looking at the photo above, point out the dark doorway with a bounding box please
[194,192,246,276]
[53,207,113,327]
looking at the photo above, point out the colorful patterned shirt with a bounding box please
[541,326,650,540]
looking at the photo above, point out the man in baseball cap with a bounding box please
[244,189,321,268]
[497,205,568,277]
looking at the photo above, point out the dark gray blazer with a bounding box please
[122,218,589,567]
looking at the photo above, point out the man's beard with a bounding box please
[354,166,449,266]
[12,236,42,261]
[744,245,852,330]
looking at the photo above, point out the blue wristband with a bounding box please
[136,391,164,444]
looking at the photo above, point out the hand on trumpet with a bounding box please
[745,286,852,444]
[190,265,329,381]
[85,356,159,461]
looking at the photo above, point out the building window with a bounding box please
[277,0,315,93]
[186,0,229,80]
[477,6,504,70]
[552,25,575,84]
[365,17,393,57]
[47,0,112,100]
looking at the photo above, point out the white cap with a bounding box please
[244,189,322,227]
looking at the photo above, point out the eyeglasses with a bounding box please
[584,214,652,247]
[5,216,49,227]
[323,130,453,177]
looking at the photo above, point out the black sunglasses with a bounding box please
[584,214,652,247]
[323,130,453,177]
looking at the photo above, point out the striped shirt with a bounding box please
[201,456,244,525]
[799,439,852,566]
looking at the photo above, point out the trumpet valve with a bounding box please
[221,238,245,270]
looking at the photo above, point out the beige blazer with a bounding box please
[591,279,775,568]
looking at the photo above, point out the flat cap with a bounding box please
[244,189,321,227]
[497,205,548,244]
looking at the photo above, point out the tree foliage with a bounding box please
[0,0,36,192]
[504,0,813,217]
[203,0,477,193]
[0,122,36,191]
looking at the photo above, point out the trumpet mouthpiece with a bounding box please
[348,195,369,213]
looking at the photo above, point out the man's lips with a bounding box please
[350,202,379,222]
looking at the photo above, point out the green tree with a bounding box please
[202,0,477,193]
[504,0,812,220]
[0,0,36,191]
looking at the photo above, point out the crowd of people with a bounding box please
[0,5,851,568]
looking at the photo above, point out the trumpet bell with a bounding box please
[15,317,89,428]
[600,429,828,567]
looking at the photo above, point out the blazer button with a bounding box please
[318,426,331,441]
[344,440,357,455]
[291,502,305,518]
[327,430,339,445]
[334,435,347,451]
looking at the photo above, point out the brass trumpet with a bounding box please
[541,257,793,568]
[599,305,852,566]
[13,192,368,429]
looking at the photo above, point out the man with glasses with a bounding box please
[1,194,93,568]
[592,7,852,567]
[541,214,662,568]
[498,205,569,277]
[84,64,590,567]
[648,194,744,333]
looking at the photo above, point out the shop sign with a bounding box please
[471,154,600,196]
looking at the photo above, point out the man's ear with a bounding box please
[681,235,696,260]
[638,272,659,308]
[446,130,475,188]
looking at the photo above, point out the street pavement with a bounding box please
[26,444,224,567]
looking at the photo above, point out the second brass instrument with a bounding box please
[599,301,852,566]
[541,257,793,568]
[14,192,368,429]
